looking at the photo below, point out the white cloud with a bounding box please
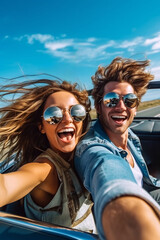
[13,34,117,62]
[26,34,54,44]
[87,37,97,42]
[77,41,115,60]
[14,36,24,41]
[14,34,54,44]
[12,32,160,63]
[42,37,116,62]
[146,49,160,55]
[98,40,115,49]
[144,32,160,50]
[45,39,73,51]
[144,33,160,45]
[152,41,160,50]
[77,42,93,46]
[48,49,76,61]
[119,37,143,48]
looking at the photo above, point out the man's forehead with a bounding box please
[103,81,134,95]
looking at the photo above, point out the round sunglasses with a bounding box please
[43,104,86,125]
[102,92,139,109]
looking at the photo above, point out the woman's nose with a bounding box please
[62,110,73,123]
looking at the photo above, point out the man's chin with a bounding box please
[112,126,128,134]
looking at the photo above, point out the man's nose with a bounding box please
[115,99,127,110]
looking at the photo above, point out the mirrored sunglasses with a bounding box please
[102,92,139,109]
[43,104,86,125]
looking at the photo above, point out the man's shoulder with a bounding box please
[76,123,113,157]
[77,126,100,151]
[79,122,108,146]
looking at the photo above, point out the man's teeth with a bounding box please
[112,116,126,119]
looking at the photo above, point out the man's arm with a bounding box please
[102,196,160,240]
[75,143,160,239]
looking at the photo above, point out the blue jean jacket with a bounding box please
[74,119,160,240]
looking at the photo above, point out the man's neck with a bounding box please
[107,130,128,150]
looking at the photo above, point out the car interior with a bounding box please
[130,81,160,177]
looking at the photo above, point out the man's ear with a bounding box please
[38,123,45,134]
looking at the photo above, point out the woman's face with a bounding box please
[40,91,83,158]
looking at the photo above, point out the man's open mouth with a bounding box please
[111,115,127,123]
[58,128,75,141]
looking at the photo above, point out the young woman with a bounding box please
[0,78,96,233]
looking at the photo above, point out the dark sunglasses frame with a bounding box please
[43,104,87,125]
[102,92,139,109]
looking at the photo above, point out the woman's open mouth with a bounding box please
[57,128,75,142]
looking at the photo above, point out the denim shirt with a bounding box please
[75,119,160,240]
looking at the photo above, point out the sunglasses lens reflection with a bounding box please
[44,106,63,124]
[103,92,138,108]
[124,94,138,108]
[70,104,86,122]
[103,92,119,107]
[43,104,86,124]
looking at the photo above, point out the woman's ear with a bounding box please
[96,104,101,115]
[38,123,45,134]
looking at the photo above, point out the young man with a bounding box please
[75,57,160,240]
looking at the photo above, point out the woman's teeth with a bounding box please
[58,128,75,141]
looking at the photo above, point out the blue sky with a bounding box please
[1,0,160,101]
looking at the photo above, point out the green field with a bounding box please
[90,99,160,119]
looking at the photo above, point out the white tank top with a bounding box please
[129,155,143,187]
[24,148,97,233]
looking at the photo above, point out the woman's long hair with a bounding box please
[0,77,91,169]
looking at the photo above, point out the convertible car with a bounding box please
[0,211,99,240]
[0,81,160,239]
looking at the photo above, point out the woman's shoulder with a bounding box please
[34,149,56,166]
[34,155,57,174]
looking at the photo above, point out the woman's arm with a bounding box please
[0,161,52,207]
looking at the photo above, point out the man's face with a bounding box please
[97,81,137,137]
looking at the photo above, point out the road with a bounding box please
[131,105,160,128]
[136,105,160,117]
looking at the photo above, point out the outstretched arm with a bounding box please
[102,196,160,240]
[0,161,52,207]
[75,144,160,239]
